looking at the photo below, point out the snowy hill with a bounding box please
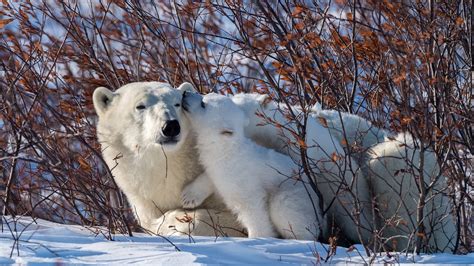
[0,216,471,265]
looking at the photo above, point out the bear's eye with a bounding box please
[136,104,146,110]
[174,103,181,107]
[220,129,234,136]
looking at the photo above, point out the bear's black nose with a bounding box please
[162,120,181,137]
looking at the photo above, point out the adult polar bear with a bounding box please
[93,81,245,236]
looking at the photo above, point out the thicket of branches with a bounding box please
[0,0,472,254]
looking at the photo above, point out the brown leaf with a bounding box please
[0,18,14,29]
[341,138,348,146]
[318,116,328,128]
[295,22,305,30]
[292,6,304,17]
[78,157,91,172]
[401,116,412,126]
[19,8,28,20]
[455,17,464,25]
[393,74,406,84]
[271,61,282,69]
[297,138,307,149]
[346,12,353,21]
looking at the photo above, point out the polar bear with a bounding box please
[181,92,324,240]
[229,93,456,252]
[229,94,373,244]
[92,82,244,236]
[311,103,455,252]
[367,133,456,252]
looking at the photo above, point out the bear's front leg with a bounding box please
[182,172,215,209]
[127,195,165,233]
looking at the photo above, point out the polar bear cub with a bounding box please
[182,92,324,239]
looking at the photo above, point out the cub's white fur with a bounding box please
[182,93,323,239]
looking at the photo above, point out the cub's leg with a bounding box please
[181,172,215,209]
[225,193,278,238]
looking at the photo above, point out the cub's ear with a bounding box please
[93,87,115,116]
[177,82,197,93]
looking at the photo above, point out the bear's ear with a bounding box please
[177,82,197,93]
[93,87,115,116]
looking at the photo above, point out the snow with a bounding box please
[0,216,472,265]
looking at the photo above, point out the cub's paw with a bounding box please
[181,187,207,209]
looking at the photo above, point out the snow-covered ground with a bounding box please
[0,216,472,265]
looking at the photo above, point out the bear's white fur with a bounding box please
[228,93,373,243]
[230,93,455,251]
[182,92,323,239]
[93,82,455,250]
[312,103,388,155]
[313,104,455,252]
[93,82,244,236]
[367,133,456,252]
[232,94,388,159]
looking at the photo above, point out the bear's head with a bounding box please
[182,92,249,140]
[93,82,195,154]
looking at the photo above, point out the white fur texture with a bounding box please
[232,94,456,251]
[93,82,243,236]
[230,93,373,243]
[312,103,388,154]
[367,132,456,252]
[183,93,324,240]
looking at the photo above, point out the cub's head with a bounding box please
[93,82,195,154]
[182,92,248,139]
